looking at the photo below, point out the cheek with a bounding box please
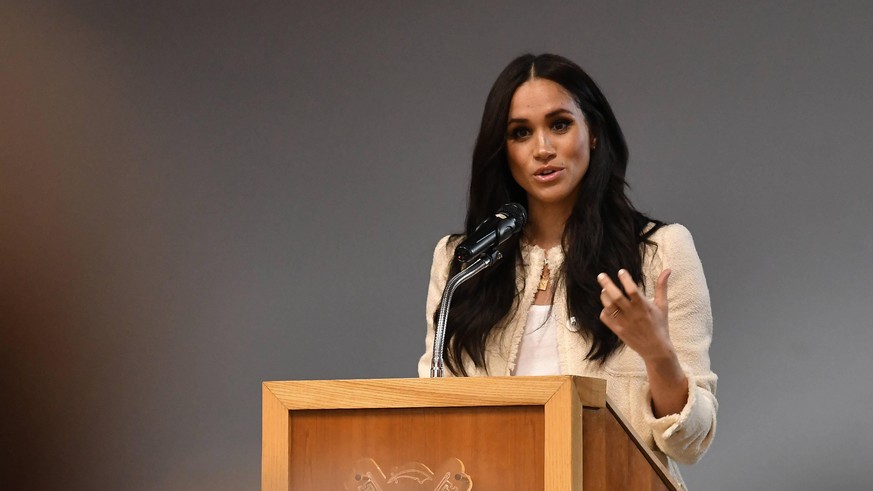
[569,141,591,169]
[506,148,526,184]
[572,134,591,157]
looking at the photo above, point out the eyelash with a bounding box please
[507,119,574,140]
[508,127,531,140]
[552,119,573,132]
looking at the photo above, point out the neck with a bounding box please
[525,200,573,250]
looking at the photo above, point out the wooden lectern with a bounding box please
[262,376,680,490]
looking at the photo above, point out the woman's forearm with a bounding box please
[645,349,689,418]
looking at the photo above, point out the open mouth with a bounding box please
[534,167,563,181]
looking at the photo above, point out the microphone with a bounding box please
[432,203,525,377]
[455,203,527,263]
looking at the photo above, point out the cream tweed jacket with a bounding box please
[418,224,717,487]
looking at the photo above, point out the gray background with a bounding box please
[2,1,872,489]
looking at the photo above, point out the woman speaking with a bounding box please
[418,53,717,487]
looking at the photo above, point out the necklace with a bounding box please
[537,264,550,291]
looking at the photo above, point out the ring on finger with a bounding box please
[610,307,621,318]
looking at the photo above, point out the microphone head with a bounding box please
[497,202,527,228]
[455,203,528,263]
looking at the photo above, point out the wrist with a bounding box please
[644,341,677,362]
[644,347,682,375]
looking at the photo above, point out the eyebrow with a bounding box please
[507,108,574,125]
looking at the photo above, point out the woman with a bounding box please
[418,54,717,486]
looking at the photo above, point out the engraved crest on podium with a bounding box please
[344,457,473,491]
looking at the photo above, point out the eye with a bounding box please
[551,119,573,132]
[507,126,531,141]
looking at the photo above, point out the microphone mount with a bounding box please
[430,248,503,378]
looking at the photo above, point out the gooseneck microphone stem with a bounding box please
[430,248,503,378]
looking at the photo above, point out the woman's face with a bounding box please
[505,78,593,214]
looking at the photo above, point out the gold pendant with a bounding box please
[537,267,549,291]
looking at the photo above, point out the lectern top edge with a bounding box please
[263,375,606,411]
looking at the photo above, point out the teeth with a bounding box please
[541,169,555,175]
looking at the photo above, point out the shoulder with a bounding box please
[432,234,460,259]
[646,223,701,261]
[430,235,462,273]
[426,235,463,313]
[647,222,695,248]
[642,223,708,281]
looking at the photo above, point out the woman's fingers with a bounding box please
[597,272,630,312]
[598,269,643,308]
[597,268,674,361]
[617,269,642,302]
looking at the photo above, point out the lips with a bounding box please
[534,166,564,182]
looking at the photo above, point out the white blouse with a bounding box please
[511,304,562,376]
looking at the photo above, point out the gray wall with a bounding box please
[2,1,872,489]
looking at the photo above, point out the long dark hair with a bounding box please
[436,53,663,376]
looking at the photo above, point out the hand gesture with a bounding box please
[598,268,689,417]
[597,268,673,363]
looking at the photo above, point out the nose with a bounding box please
[534,131,556,162]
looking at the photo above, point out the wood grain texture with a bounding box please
[581,404,679,491]
[606,397,679,490]
[581,408,607,491]
[262,384,290,491]
[263,376,605,410]
[263,377,672,491]
[571,376,608,409]
[289,405,544,490]
[544,380,583,490]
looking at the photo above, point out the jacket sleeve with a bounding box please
[641,224,718,464]
[418,235,454,378]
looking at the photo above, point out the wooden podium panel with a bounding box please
[289,405,544,490]
[581,405,675,491]
[262,376,679,491]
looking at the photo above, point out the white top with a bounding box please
[510,304,562,376]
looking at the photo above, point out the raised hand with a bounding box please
[597,268,689,417]
[597,268,673,362]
